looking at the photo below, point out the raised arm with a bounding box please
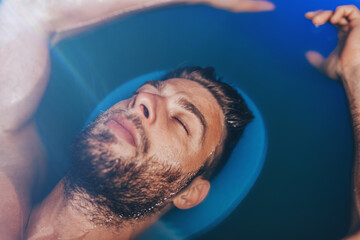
[305,5,360,239]
[0,0,274,131]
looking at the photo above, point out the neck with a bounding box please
[25,180,159,240]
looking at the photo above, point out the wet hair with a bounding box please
[162,66,254,180]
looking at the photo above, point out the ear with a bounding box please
[172,177,210,210]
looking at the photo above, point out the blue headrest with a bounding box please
[86,70,267,239]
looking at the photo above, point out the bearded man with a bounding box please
[0,0,274,239]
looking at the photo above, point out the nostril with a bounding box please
[141,104,149,118]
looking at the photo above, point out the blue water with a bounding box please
[35,0,359,239]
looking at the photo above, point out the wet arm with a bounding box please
[0,1,52,238]
[305,5,360,238]
[341,69,360,238]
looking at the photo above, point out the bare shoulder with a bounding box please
[0,122,48,238]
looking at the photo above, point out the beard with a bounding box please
[64,108,198,225]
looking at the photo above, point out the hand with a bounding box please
[200,0,274,12]
[305,5,360,80]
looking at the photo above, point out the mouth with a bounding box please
[104,115,137,147]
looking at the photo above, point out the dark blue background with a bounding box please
[35,0,359,239]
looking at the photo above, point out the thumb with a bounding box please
[305,50,325,71]
[305,50,341,80]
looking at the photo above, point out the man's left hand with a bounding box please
[305,5,360,81]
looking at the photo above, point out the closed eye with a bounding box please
[173,117,189,135]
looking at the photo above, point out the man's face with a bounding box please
[106,78,224,172]
[68,78,223,221]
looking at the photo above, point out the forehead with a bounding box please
[139,78,220,111]
[140,78,215,102]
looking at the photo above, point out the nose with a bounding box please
[132,92,164,125]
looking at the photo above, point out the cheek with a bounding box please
[153,145,180,167]
[147,130,187,168]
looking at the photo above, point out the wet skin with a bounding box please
[100,78,225,173]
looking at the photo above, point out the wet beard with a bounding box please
[64,110,197,227]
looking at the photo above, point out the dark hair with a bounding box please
[162,66,254,180]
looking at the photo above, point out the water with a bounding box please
[35,1,358,239]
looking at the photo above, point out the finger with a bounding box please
[331,5,360,24]
[306,10,333,26]
[335,18,350,26]
[305,51,325,71]
[305,10,323,19]
[231,0,275,12]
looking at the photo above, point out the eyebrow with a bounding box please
[177,97,207,144]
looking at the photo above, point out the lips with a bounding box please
[105,115,137,147]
